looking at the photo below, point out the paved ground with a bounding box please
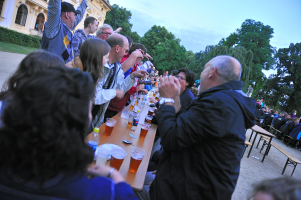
[0,51,301,199]
[0,51,26,89]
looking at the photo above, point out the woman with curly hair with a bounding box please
[0,67,137,199]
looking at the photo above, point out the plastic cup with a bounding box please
[140,123,150,139]
[129,147,146,173]
[128,112,133,127]
[110,148,127,170]
[104,118,117,136]
[147,107,154,116]
[96,148,110,165]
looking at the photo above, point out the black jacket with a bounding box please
[150,81,256,200]
[273,117,287,130]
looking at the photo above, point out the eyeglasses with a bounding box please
[175,75,186,80]
[101,32,112,36]
[119,45,129,53]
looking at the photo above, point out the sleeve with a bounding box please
[44,0,61,39]
[114,182,139,200]
[116,66,135,92]
[156,97,230,152]
[94,80,117,105]
[127,85,137,95]
[72,31,81,57]
[72,0,88,31]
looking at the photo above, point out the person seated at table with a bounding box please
[280,118,300,138]
[0,67,138,199]
[274,113,290,130]
[262,109,275,129]
[249,177,301,200]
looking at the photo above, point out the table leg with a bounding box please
[262,137,272,162]
[247,132,258,158]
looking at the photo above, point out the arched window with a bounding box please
[15,4,28,26]
[34,13,45,31]
[0,0,5,16]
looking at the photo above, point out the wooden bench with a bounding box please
[268,125,281,137]
[243,140,252,156]
[284,135,298,147]
[260,139,301,177]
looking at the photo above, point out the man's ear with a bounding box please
[115,45,119,53]
[208,67,216,78]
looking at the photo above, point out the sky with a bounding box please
[110,0,301,76]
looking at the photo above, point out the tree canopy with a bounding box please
[140,25,187,73]
[220,19,276,93]
[104,4,140,42]
[255,43,301,113]
[187,45,253,92]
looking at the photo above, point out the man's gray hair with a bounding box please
[210,56,242,83]
[96,24,113,35]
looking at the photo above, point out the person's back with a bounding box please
[273,116,285,130]
[0,67,137,200]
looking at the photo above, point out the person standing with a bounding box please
[41,0,88,63]
[150,55,256,200]
[72,16,98,57]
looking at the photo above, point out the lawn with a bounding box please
[0,42,39,55]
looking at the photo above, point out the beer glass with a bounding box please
[96,148,110,165]
[144,115,153,124]
[104,118,117,136]
[129,147,146,173]
[140,123,150,139]
[128,112,133,127]
[147,107,154,116]
[110,148,127,170]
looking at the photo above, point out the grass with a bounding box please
[0,42,39,55]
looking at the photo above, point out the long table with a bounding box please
[247,125,276,162]
[87,107,157,191]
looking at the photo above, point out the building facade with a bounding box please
[0,0,111,38]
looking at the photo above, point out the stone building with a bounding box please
[0,0,111,38]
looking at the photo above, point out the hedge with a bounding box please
[0,27,41,48]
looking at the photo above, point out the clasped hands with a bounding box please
[159,76,181,100]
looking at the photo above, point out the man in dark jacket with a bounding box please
[150,55,256,200]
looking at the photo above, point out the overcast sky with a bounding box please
[110,0,301,76]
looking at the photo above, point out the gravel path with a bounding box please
[0,51,300,199]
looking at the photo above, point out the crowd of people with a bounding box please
[255,99,301,148]
[0,0,301,199]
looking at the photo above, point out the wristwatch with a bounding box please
[159,98,175,105]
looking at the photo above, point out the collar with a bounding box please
[198,81,243,98]
[105,62,120,70]
[62,21,72,32]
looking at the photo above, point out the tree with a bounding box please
[104,4,140,42]
[140,25,187,73]
[255,43,301,113]
[186,45,253,92]
[221,19,276,93]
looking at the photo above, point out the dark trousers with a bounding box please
[104,109,118,122]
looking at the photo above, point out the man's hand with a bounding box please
[148,97,158,104]
[137,84,145,91]
[151,81,156,84]
[131,49,144,59]
[115,89,125,99]
[144,53,153,60]
[139,89,148,94]
[159,76,181,99]
[131,70,148,78]
[114,27,122,33]
[87,164,112,178]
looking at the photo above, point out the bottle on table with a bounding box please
[88,128,99,151]
[133,110,141,126]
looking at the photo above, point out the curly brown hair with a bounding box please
[0,67,95,184]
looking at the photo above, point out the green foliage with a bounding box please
[255,43,301,114]
[186,45,253,92]
[220,19,276,94]
[140,25,187,73]
[0,27,41,48]
[104,4,140,42]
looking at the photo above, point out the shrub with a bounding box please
[0,27,41,48]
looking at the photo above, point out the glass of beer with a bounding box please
[96,148,110,165]
[145,115,153,124]
[140,123,150,139]
[147,107,154,116]
[110,148,127,170]
[129,147,146,173]
[128,112,133,127]
[104,118,117,136]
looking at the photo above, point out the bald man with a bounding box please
[150,56,256,200]
[92,33,147,128]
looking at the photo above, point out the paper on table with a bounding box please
[121,105,130,120]
[95,144,123,160]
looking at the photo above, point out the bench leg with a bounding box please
[282,158,290,175]
[249,131,254,142]
[291,163,297,177]
[262,137,272,162]
[247,132,258,158]
[260,140,266,153]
